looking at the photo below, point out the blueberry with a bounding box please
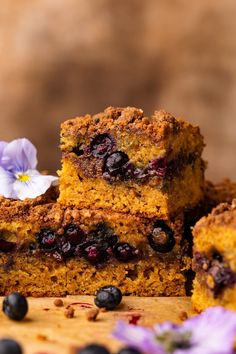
[0,239,16,253]
[212,250,223,262]
[90,133,115,158]
[52,250,64,262]
[83,244,109,265]
[77,344,110,354]
[148,157,167,178]
[90,223,114,240]
[36,229,57,250]
[0,338,22,354]
[2,292,28,321]
[88,223,118,248]
[94,285,122,310]
[65,224,85,245]
[72,144,84,156]
[57,236,73,258]
[209,262,236,297]
[28,242,38,251]
[133,167,149,180]
[103,151,129,177]
[117,348,142,354]
[148,221,175,253]
[113,242,137,262]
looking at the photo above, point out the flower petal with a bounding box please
[1,138,37,172]
[113,321,164,354]
[0,141,8,162]
[0,167,15,199]
[176,306,236,354]
[12,170,58,200]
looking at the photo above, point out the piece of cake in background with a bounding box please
[0,198,190,297]
[58,106,205,218]
[185,179,236,229]
[192,200,236,311]
[204,179,236,211]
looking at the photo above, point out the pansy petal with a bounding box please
[2,138,37,172]
[113,321,164,354]
[13,171,58,200]
[0,141,8,162]
[177,306,236,354]
[0,167,15,199]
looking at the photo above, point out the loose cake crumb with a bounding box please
[64,307,75,318]
[86,308,99,321]
[36,334,48,341]
[179,311,188,321]
[54,298,64,307]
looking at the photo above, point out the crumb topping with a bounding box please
[194,199,236,234]
[60,106,203,150]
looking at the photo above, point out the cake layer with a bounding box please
[0,253,67,296]
[58,107,205,218]
[0,252,189,297]
[59,155,205,219]
[192,201,236,311]
[0,199,190,296]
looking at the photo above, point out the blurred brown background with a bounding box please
[0,0,235,181]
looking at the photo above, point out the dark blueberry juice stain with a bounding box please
[65,302,93,309]
[128,314,141,325]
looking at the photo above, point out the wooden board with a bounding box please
[0,296,193,354]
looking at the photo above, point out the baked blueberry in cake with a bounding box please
[0,198,190,296]
[192,200,236,311]
[58,106,205,218]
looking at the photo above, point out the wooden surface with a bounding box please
[0,296,193,354]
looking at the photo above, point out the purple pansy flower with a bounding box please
[0,138,58,200]
[113,307,236,354]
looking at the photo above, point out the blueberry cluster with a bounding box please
[73,133,169,182]
[36,223,138,266]
[194,250,236,297]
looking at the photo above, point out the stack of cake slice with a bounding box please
[0,107,205,296]
[57,106,205,296]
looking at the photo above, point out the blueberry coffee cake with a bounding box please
[0,198,190,296]
[0,197,67,296]
[185,179,236,229]
[58,106,205,218]
[192,200,236,311]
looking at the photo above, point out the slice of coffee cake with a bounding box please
[192,200,236,311]
[0,198,190,296]
[58,106,205,218]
